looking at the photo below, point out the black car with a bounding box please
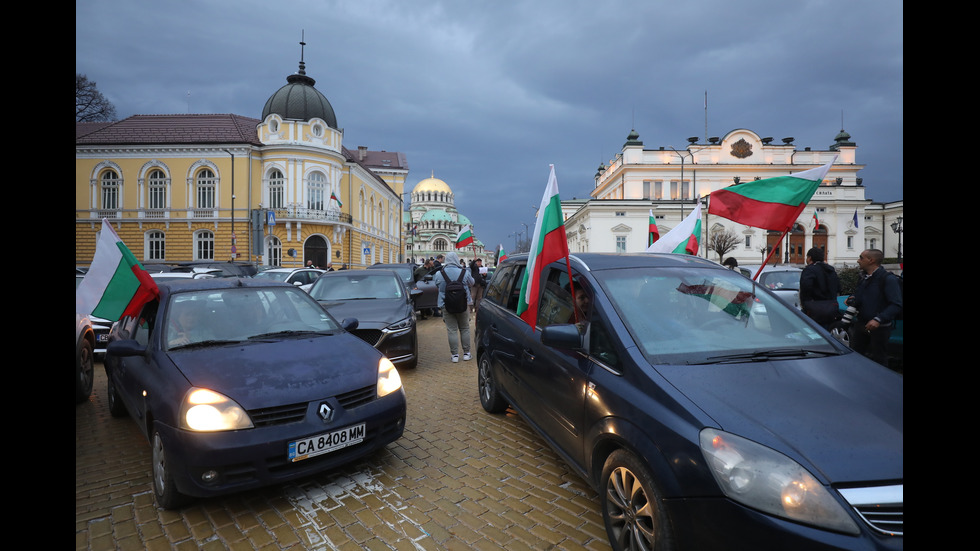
[367,263,438,311]
[309,270,420,370]
[104,278,407,508]
[475,253,903,550]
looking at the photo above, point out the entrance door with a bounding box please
[304,235,329,269]
[787,224,805,264]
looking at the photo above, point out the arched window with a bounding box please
[194,230,214,260]
[269,169,284,209]
[145,230,166,261]
[307,172,325,211]
[267,235,282,266]
[147,169,168,211]
[101,169,120,210]
[433,238,449,251]
[196,169,216,209]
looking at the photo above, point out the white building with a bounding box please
[562,128,903,267]
[404,174,487,265]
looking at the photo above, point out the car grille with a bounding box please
[838,484,903,536]
[247,386,377,427]
[337,385,376,409]
[352,328,384,347]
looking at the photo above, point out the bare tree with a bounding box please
[707,228,743,262]
[76,74,117,122]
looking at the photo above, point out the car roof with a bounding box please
[500,252,728,273]
[154,277,293,297]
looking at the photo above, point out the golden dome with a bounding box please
[413,172,452,194]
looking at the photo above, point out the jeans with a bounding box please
[442,309,471,355]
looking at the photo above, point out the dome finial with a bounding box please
[298,30,307,76]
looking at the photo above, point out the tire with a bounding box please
[106,370,128,418]
[75,338,95,404]
[600,449,675,551]
[477,352,507,413]
[152,431,189,509]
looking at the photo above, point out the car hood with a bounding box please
[167,333,382,410]
[317,298,409,327]
[656,354,903,484]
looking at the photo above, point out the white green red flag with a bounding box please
[648,209,660,247]
[330,191,343,207]
[455,225,474,248]
[76,219,160,321]
[645,201,702,255]
[517,165,571,329]
[496,244,507,264]
[708,160,834,231]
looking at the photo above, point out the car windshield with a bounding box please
[371,265,413,283]
[253,271,290,282]
[595,267,838,365]
[165,286,339,350]
[759,270,800,290]
[309,273,404,301]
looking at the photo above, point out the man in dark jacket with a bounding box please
[800,247,840,329]
[848,249,902,367]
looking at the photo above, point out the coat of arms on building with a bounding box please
[731,138,753,159]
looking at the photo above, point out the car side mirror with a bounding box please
[341,318,359,331]
[541,324,584,349]
[107,339,147,357]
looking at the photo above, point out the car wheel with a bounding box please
[478,352,507,413]
[152,431,188,509]
[106,371,128,418]
[76,338,95,404]
[600,449,675,551]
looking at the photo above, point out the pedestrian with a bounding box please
[723,257,738,270]
[306,259,316,269]
[435,251,474,363]
[325,262,335,272]
[469,258,486,315]
[799,247,841,330]
[847,249,902,367]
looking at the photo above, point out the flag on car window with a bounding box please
[496,244,507,265]
[648,209,660,247]
[455,225,474,248]
[517,165,572,329]
[646,200,702,255]
[76,219,159,322]
[707,160,835,231]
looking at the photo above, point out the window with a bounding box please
[267,236,282,266]
[308,172,325,211]
[642,181,650,200]
[146,230,166,261]
[269,169,284,209]
[195,230,214,260]
[196,169,216,209]
[147,169,167,210]
[101,170,120,210]
[616,236,627,253]
[654,181,663,200]
[744,235,752,249]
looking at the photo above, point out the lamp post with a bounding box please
[890,216,903,263]
[223,148,236,261]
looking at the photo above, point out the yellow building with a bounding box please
[76,55,408,270]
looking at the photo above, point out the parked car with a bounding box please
[76,313,95,404]
[741,264,803,309]
[76,274,112,356]
[252,267,325,291]
[309,270,419,370]
[367,263,438,311]
[475,253,903,550]
[103,278,407,508]
[172,261,259,278]
[150,271,219,283]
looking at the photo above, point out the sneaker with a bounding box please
[451,354,459,363]
[462,353,471,361]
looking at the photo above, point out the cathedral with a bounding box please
[404,173,486,265]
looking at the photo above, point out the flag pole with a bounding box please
[754,226,790,281]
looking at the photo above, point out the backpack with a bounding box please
[440,267,468,314]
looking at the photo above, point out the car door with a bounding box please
[480,262,532,406]
[111,301,159,425]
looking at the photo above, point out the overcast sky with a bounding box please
[76,0,903,253]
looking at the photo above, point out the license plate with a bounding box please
[288,423,365,462]
[97,333,110,342]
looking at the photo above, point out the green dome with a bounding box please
[420,209,453,222]
[262,60,337,128]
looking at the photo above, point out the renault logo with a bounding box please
[318,402,333,422]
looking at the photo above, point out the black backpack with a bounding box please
[440,267,468,314]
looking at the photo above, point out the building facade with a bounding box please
[76,55,408,271]
[403,174,486,265]
[563,128,904,266]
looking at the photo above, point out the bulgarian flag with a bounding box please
[330,191,343,207]
[76,219,160,322]
[455,224,474,248]
[517,165,572,329]
[646,201,702,255]
[496,244,508,264]
[648,209,660,247]
[708,160,835,231]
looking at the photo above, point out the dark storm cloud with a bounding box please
[77,0,902,252]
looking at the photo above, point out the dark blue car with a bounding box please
[104,278,407,508]
[475,253,902,550]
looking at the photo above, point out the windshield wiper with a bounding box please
[169,339,243,351]
[691,348,836,365]
[247,330,335,340]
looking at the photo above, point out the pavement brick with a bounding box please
[76,315,612,550]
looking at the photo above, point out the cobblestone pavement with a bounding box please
[76,315,613,551]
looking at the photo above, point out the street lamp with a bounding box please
[890,216,903,263]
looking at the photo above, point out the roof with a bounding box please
[501,252,725,273]
[75,114,263,146]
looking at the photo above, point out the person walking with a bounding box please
[800,247,841,330]
[847,249,902,367]
[435,251,474,363]
[469,258,486,315]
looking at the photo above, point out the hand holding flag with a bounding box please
[76,219,160,321]
[455,225,474,248]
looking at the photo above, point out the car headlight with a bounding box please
[179,388,254,431]
[377,357,402,398]
[387,316,414,331]
[699,428,859,535]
